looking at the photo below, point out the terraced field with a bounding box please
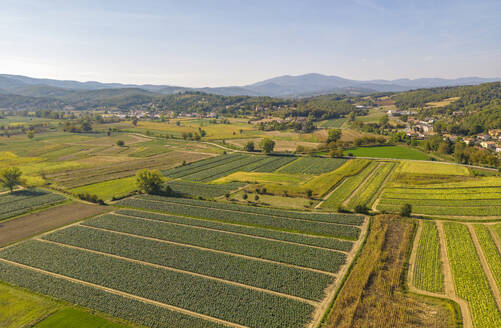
[0,189,66,221]
[0,200,366,328]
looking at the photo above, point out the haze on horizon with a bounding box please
[1,0,500,87]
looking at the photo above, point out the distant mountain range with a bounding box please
[0,73,500,99]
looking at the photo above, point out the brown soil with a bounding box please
[0,202,110,247]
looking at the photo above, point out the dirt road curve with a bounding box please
[0,202,110,247]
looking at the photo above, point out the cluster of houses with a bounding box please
[404,118,435,139]
[475,129,501,153]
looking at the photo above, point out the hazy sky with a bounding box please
[1,0,500,87]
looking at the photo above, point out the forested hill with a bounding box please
[392,82,501,133]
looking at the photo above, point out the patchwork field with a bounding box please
[0,198,367,328]
[0,189,66,222]
[277,157,347,175]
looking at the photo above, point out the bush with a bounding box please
[242,193,248,200]
[337,206,350,213]
[354,205,369,214]
[116,140,125,147]
[400,203,412,217]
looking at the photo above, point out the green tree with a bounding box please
[116,140,125,147]
[0,167,23,192]
[400,203,412,217]
[327,129,342,143]
[379,114,389,127]
[244,141,255,152]
[260,138,275,154]
[81,120,92,132]
[135,169,163,194]
[27,130,35,139]
[132,117,139,126]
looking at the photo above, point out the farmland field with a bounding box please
[442,222,501,328]
[343,145,429,160]
[0,199,367,328]
[413,221,443,293]
[0,189,66,221]
[277,157,347,174]
[70,177,137,201]
[318,117,346,128]
[165,180,246,198]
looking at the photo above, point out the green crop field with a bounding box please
[70,177,137,201]
[0,189,66,221]
[318,117,346,128]
[165,180,245,198]
[35,308,130,328]
[413,221,443,293]
[343,145,429,160]
[443,222,501,328]
[321,161,379,210]
[277,157,347,174]
[117,195,361,239]
[473,225,501,291]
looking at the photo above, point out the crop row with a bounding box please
[117,197,360,239]
[0,240,314,328]
[84,214,346,273]
[473,225,501,291]
[382,192,501,201]
[43,225,333,301]
[183,156,269,182]
[162,154,243,179]
[377,204,501,216]
[413,221,443,293]
[132,195,364,226]
[0,190,66,221]
[0,261,226,328]
[442,222,501,328]
[321,161,379,210]
[118,209,353,252]
[378,198,501,207]
[346,162,395,209]
[165,181,245,198]
[278,157,347,175]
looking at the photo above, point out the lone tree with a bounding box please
[260,138,275,154]
[400,203,412,217]
[244,141,255,152]
[27,130,35,139]
[132,117,139,126]
[0,167,23,192]
[135,169,163,195]
[116,140,125,147]
[327,129,342,143]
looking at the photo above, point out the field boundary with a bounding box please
[341,162,381,207]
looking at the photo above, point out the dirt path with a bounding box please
[488,225,501,254]
[0,258,246,328]
[81,224,336,277]
[436,221,473,328]
[36,238,317,306]
[115,211,349,254]
[466,224,501,310]
[342,162,381,207]
[0,203,110,247]
[314,179,347,209]
[308,216,369,328]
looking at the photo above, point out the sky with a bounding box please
[0,0,500,87]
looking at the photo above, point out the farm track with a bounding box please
[489,225,501,253]
[35,238,318,306]
[115,211,349,254]
[0,258,247,328]
[466,224,501,310]
[130,197,359,228]
[308,216,369,328]
[342,162,381,207]
[81,223,337,277]
[436,221,473,328]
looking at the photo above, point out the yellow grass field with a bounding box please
[213,171,312,185]
[396,161,471,176]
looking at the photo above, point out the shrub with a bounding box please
[400,203,412,217]
[354,205,369,214]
